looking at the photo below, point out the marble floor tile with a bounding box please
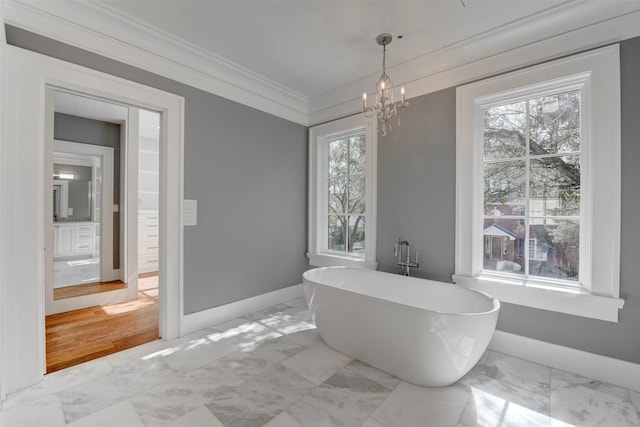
[3,358,112,410]
[160,320,281,372]
[344,360,401,391]
[263,411,305,427]
[218,335,305,379]
[459,363,551,419]
[258,306,315,335]
[361,418,387,427]
[283,328,322,346]
[242,303,294,322]
[371,381,470,427]
[631,389,640,420]
[5,300,640,427]
[282,343,353,385]
[177,358,245,386]
[53,257,100,288]
[550,370,640,427]
[457,381,551,427]
[66,399,144,427]
[470,350,551,396]
[287,369,392,427]
[166,406,225,427]
[131,380,240,425]
[205,364,315,427]
[283,296,308,308]
[56,357,180,423]
[209,318,284,352]
[0,394,65,427]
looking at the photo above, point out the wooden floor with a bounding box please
[53,280,126,300]
[45,274,159,373]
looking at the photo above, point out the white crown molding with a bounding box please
[490,330,640,393]
[4,1,640,127]
[3,0,309,125]
[308,3,640,125]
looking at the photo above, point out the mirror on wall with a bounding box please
[52,149,103,291]
[53,163,94,222]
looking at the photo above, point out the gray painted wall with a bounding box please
[8,25,309,315]
[376,37,640,364]
[54,112,122,268]
[8,24,639,363]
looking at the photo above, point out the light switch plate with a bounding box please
[184,199,197,226]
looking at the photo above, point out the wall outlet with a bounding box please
[184,199,197,226]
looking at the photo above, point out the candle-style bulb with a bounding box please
[362,92,367,109]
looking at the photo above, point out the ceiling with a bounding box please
[96,0,565,98]
[6,0,640,124]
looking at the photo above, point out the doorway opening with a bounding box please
[44,89,162,373]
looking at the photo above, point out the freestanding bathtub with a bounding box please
[303,266,500,387]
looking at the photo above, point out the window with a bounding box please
[483,89,581,285]
[455,45,624,322]
[308,114,377,269]
[327,133,366,255]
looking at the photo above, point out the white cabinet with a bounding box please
[137,135,159,274]
[53,222,97,259]
[138,211,159,273]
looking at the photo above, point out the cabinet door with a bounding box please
[55,225,75,257]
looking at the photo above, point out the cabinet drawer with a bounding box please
[76,225,94,233]
[74,242,92,252]
[138,230,159,243]
[139,243,159,256]
[138,222,159,231]
[138,254,159,268]
[138,214,159,224]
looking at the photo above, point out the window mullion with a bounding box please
[345,138,351,253]
[524,99,531,278]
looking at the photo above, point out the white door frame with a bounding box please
[45,138,121,315]
[0,46,184,395]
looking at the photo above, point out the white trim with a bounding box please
[0,46,184,395]
[124,107,140,302]
[3,0,307,125]
[455,45,622,322]
[309,7,640,125]
[3,0,640,126]
[0,0,6,402]
[308,114,377,269]
[454,275,624,323]
[489,330,640,393]
[181,283,305,336]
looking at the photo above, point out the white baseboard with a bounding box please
[181,283,305,336]
[490,330,640,393]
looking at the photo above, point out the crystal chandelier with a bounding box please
[362,33,409,136]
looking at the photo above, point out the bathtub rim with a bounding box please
[303,266,500,317]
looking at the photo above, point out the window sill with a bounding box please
[452,274,624,322]
[307,252,377,270]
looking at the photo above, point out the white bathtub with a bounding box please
[303,266,500,387]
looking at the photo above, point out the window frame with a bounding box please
[308,114,377,269]
[454,45,624,322]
